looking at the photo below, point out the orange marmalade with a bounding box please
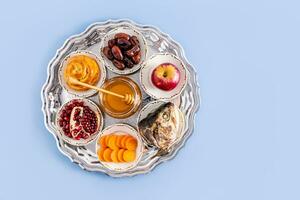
[64,54,100,91]
[100,77,141,119]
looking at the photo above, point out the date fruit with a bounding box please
[108,39,116,48]
[117,38,131,50]
[129,36,139,46]
[126,45,140,57]
[102,46,113,60]
[123,56,134,68]
[131,51,141,64]
[111,45,123,61]
[114,33,130,40]
[112,59,125,70]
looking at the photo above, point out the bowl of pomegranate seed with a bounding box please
[56,99,103,146]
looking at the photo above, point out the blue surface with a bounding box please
[1,0,300,199]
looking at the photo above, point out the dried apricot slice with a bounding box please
[99,136,107,148]
[117,149,125,162]
[105,135,110,145]
[123,150,136,162]
[121,135,131,149]
[125,138,137,151]
[116,135,124,148]
[111,150,119,163]
[97,148,105,161]
[103,148,112,162]
[108,135,118,150]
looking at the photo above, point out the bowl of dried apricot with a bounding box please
[96,123,144,171]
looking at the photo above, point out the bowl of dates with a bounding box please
[100,27,147,75]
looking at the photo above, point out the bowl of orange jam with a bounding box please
[99,76,142,119]
[59,51,106,97]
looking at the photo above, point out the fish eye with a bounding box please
[162,113,169,121]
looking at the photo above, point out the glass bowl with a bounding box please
[99,76,142,119]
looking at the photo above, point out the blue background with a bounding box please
[1,0,299,199]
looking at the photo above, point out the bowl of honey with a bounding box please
[99,76,142,119]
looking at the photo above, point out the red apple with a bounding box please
[151,63,180,91]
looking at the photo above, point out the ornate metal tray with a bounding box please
[41,19,200,177]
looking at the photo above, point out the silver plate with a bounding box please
[41,19,201,177]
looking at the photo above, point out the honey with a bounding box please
[100,77,141,119]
